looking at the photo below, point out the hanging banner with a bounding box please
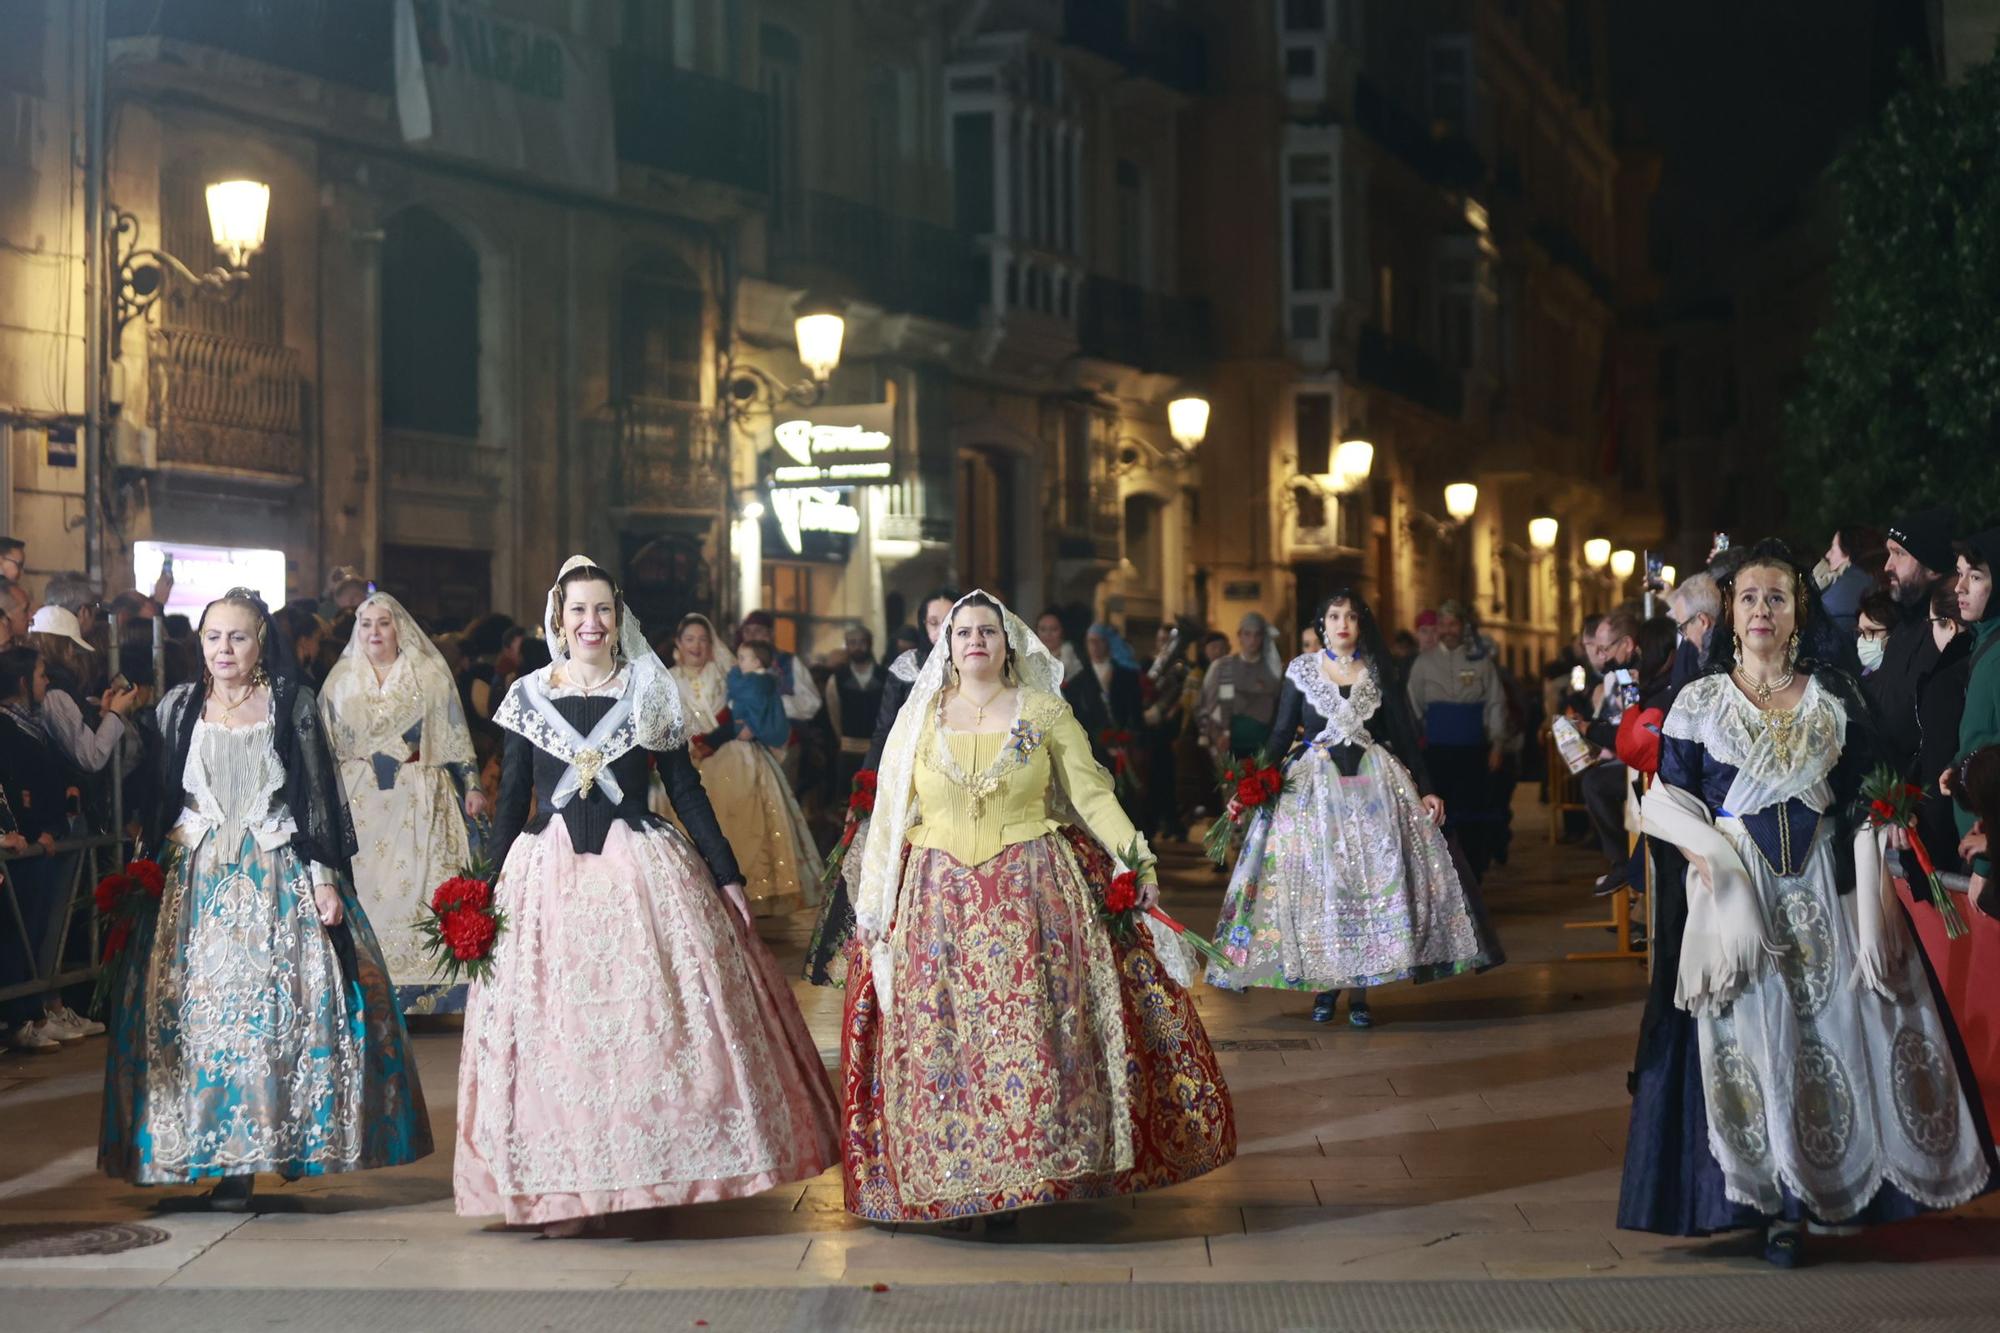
[394,0,617,195]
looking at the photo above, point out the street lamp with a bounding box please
[1528,516,1559,552]
[1443,482,1479,522]
[111,177,270,346]
[1583,538,1612,570]
[1610,548,1637,580]
[1331,437,1374,493]
[720,296,848,427]
[1167,394,1211,450]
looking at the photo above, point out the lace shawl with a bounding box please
[1663,673,1844,817]
[1286,653,1382,749]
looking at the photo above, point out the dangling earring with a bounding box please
[1785,630,1800,666]
[1732,633,1743,659]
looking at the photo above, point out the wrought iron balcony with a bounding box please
[108,0,394,92]
[1356,324,1464,420]
[146,327,306,478]
[593,398,725,510]
[612,51,772,196]
[1077,276,1212,375]
[775,192,984,326]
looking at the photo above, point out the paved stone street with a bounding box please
[2,794,1997,1330]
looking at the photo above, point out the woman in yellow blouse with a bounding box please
[842,592,1234,1226]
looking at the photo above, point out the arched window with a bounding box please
[381,208,479,437]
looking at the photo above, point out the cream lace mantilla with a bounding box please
[1663,673,1844,817]
[1286,653,1383,750]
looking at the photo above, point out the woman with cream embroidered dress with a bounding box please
[1207,592,1500,1027]
[1622,541,1990,1266]
[844,592,1234,1224]
[658,613,822,917]
[456,560,836,1236]
[321,592,486,1014]
[100,590,430,1207]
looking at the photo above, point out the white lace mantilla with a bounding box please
[890,648,921,683]
[1286,653,1382,750]
[495,664,688,768]
[1663,674,1843,816]
[174,719,296,858]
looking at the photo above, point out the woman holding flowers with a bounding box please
[1207,591,1501,1027]
[456,557,836,1237]
[844,591,1234,1226]
[1621,540,1991,1265]
[99,589,430,1208]
[320,591,487,1015]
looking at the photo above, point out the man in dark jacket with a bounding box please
[1867,506,1956,779]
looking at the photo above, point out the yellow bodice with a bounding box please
[904,689,1150,876]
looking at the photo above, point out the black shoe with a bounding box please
[1593,867,1631,898]
[1347,1000,1374,1029]
[1763,1225,1804,1268]
[1311,990,1340,1023]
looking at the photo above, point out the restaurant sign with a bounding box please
[765,403,896,489]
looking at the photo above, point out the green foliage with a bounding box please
[1786,54,2000,533]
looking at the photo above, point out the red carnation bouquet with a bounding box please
[1101,839,1230,969]
[417,855,509,984]
[1202,756,1289,866]
[820,769,879,889]
[1861,764,1968,939]
[1098,728,1141,803]
[90,858,166,1016]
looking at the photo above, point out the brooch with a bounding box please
[573,747,606,797]
[1008,718,1044,757]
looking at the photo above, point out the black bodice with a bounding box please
[491,694,741,888]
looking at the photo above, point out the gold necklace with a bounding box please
[211,682,258,720]
[1734,664,1795,704]
[957,682,1005,727]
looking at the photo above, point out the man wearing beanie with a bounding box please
[1868,505,1957,778]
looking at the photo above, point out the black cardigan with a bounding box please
[491,693,741,888]
[1262,671,1435,796]
[1064,662,1145,768]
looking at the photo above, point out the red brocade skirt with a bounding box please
[840,827,1235,1221]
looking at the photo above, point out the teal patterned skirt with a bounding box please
[99,831,433,1184]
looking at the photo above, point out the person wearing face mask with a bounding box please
[1854,590,1897,678]
[1866,507,1957,780]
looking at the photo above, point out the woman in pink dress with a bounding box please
[454,556,838,1236]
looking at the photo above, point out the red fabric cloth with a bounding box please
[1616,706,1666,775]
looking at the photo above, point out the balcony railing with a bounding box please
[1077,276,1212,374]
[1354,76,1484,190]
[146,327,306,477]
[1357,325,1464,420]
[776,193,984,326]
[384,427,504,498]
[591,398,724,510]
[108,0,393,92]
[1061,0,1205,93]
[612,51,771,196]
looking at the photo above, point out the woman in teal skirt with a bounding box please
[99,589,431,1207]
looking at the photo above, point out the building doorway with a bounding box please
[956,447,1016,605]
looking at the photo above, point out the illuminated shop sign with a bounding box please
[765,404,895,489]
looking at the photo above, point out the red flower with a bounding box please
[441,905,498,961]
[128,859,166,898]
[855,769,878,793]
[1105,871,1139,913]
[431,875,491,914]
[849,787,876,816]
[1236,776,1270,808]
[93,872,133,916]
[1870,799,1897,822]
[1257,767,1283,798]
[100,918,132,963]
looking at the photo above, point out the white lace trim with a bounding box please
[890,649,921,683]
[1286,653,1382,749]
[175,717,295,854]
[1663,674,1843,815]
[495,664,688,763]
